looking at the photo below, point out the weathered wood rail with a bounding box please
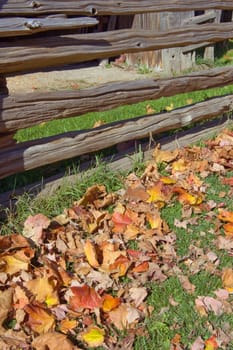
[2,23,233,74]
[0,1,233,197]
[1,1,233,16]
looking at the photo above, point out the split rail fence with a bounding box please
[1,1,233,190]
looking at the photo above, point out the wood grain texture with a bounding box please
[1,1,233,16]
[0,17,98,37]
[1,23,233,74]
[0,95,232,179]
[0,116,231,208]
[1,66,233,133]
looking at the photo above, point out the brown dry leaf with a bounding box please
[0,288,13,331]
[13,285,29,309]
[23,213,50,244]
[195,296,223,316]
[32,332,76,350]
[108,303,140,330]
[0,250,31,275]
[129,287,148,307]
[153,145,179,163]
[222,268,233,293]
[83,240,100,268]
[0,234,30,252]
[24,304,55,334]
[25,275,59,307]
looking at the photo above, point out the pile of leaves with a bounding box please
[1,129,233,350]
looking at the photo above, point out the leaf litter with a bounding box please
[1,129,233,349]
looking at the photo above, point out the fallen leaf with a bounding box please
[32,332,76,350]
[222,268,233,293]
[23,213,50,244]
[153,146,178,163]
[24,304,55,334]
[59,318,77,334]
[81,326,105,348]
[204,335,218,350]
[129,287,148,307]
[69,285,102,310]
[83,240,100,268]
[108,304,140,330]
[25,276,59,307]
[0,288,13,330]
[102,294,121,312]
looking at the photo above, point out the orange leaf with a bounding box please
[222,177,233,186]
[102,294,121,312]
[112,212,133,233]
[204,335,218,350]
[173,187,203,205]
[218,209,233,223]
[69,285,102,310]
[132,261,149,273]
[84,240,100,268]
[110,255,131,278]
[59,318,77,334]
[223,222,233,237]
[24,304,55,334]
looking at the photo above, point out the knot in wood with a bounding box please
[24,19,41,29]
[30,1,41,9]
[87,6,98,16]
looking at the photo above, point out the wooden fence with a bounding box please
[1,0,233,196]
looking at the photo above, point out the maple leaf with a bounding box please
[102,294,121,312]
[69,285,102,310]
[25,276,59,307]
[23,213,50,244]
[81,326,105,348]
[31,332,76,350]
[83,240,100,268]
[24,304,55,334]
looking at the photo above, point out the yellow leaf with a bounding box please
[81,326,105,347]
[165,103,174,111]
[84,240,100,268]
[153,146,178,163]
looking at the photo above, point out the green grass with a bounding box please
[15,85,233,143]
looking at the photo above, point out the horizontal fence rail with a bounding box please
[1,0,233,16]
[0,16,98,37]
[1,23,233,74]
[1,66,233,133]
[0,95,232,179]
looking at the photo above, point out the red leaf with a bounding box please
[69,285,102,310]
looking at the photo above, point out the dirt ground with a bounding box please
[6,63,154,94]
